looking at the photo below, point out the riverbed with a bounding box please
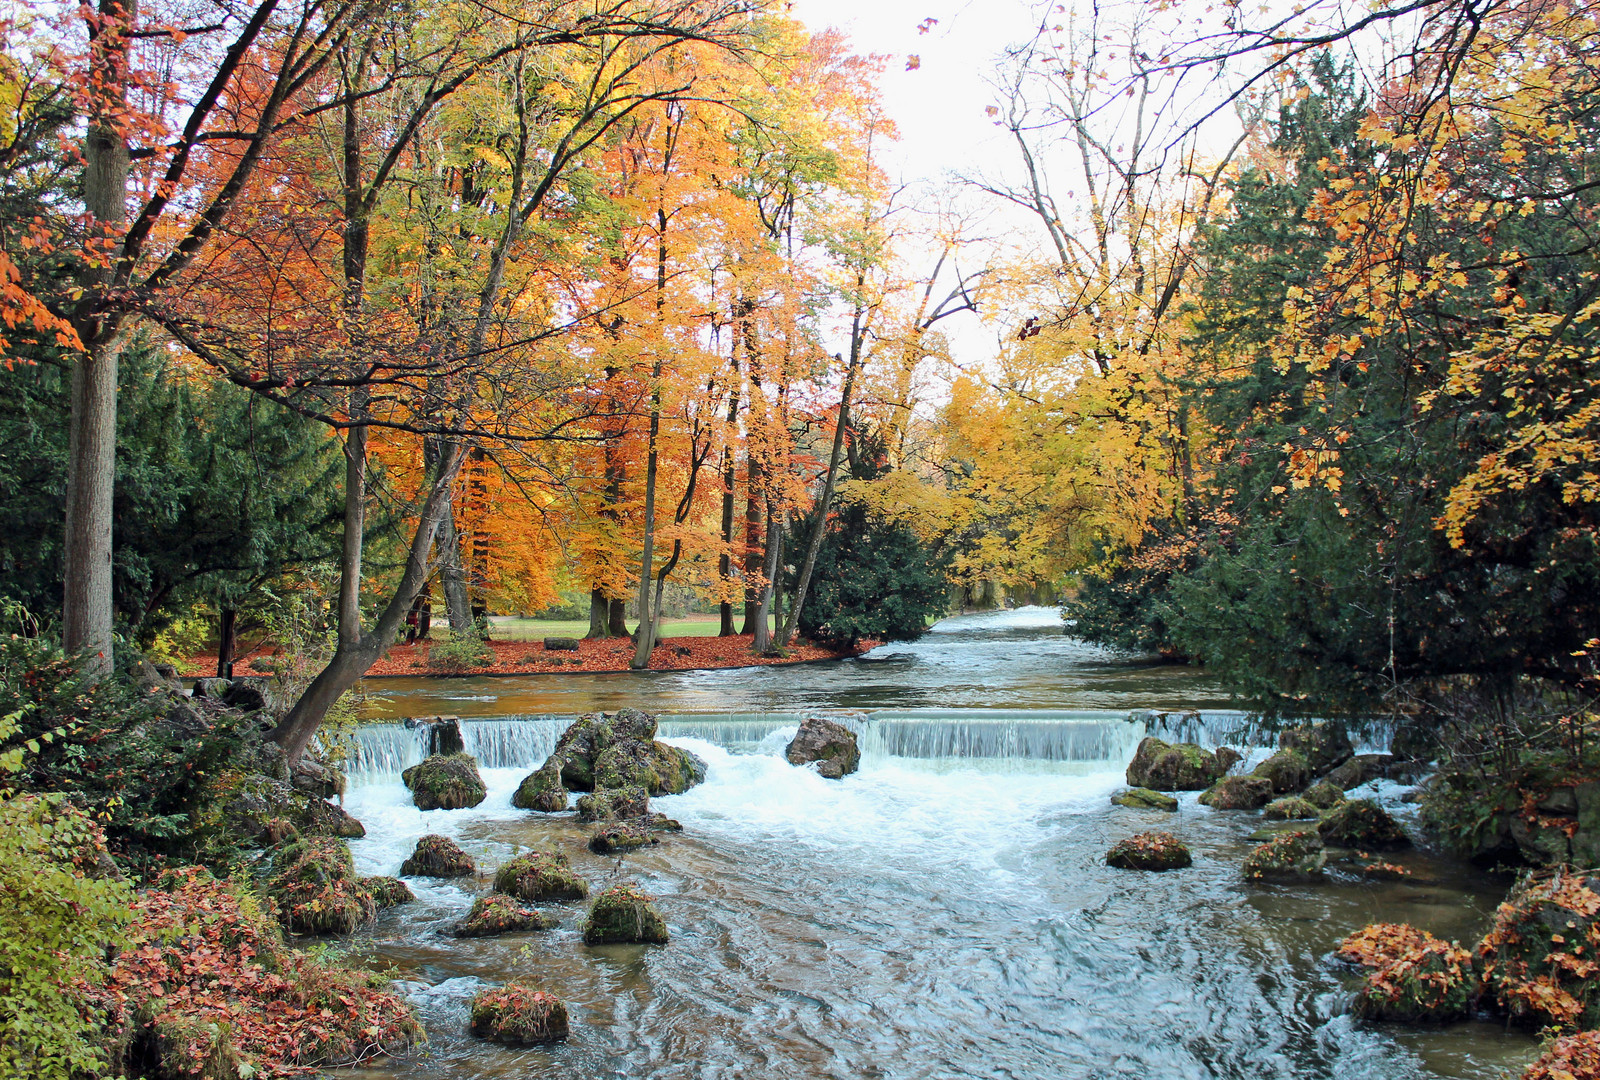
[340,608,1538,1079]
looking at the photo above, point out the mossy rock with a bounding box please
[399,834,476,878]
[1336,924,1476,1023]
[1242,830,1325,880]
[589,821,660,855]
[576,785,649,823]
[1303,780,1346,810]
[1106,831,1192,871]
[1251,749,1311,795]
[1263,796,1321,821]
[469,982,569,1044]
[650,741,708,794]
[647,813,683,832]
[454,894,559,938]
[1477,870,1600,1030]
[1126,736,1222,791]
[267,837,375,935]
[1324,753,1397,791]
[1277,722,1355,778]
[401,753,487,810]
[1198,775,1274,810]
[494,851,588,902]
[1215,747,1244,775]
[1318,799,1409,849]
[583,883,669,944]
[1112,787,1179,811]
[784,716,861,779]
[362,876,414,909]
[511,758,568,812]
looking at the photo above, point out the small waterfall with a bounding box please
[460,715,569,769]
[345,723,428,787]
[658,711,868,753]
[861,710,1145,764]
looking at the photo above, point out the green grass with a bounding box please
[478,613,772,641]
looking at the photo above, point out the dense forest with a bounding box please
[3,0,1600,1074]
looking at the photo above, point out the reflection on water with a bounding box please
[338,609,1538,1080]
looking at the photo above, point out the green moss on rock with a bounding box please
[1318,799,1409,849]
[454,894,558,938]
[1303,780,1346,810]
[494,851,587,902]
[1278,722,1355,778]
[266,837,375,935]
[1198,775,1275,810]
[361,876,414,909]
[511,758,568,812]
[583,883,669,944]
[1251,749,1311,794]
[469,982,569,1044]
[1106,831,1192,871]
[1242,830,1325,880]
[589,821,660,855]
[1111,787,1179,811]
[576,785,649,823]
[401,753,487,810]
[1126,737,1223,791]
[1263,796,1321,820]
[399,834,476,878]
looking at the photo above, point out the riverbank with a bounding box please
[178,633,878,679]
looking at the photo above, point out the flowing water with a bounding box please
[340,608,1538,1079]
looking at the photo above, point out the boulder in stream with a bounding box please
[1198,775,1274,810]
[267,837,376,935]
[576,785,649,823]
[1522,1031,1600,1080]
[402,753,487,810]
[454,895,558,938]
[1241,831,1325,880]
[1111,787,1179,811]
[470,982,569,1044]
[511,758,569,812]
[362,876,414,909]
[1317,799,1409,849]
[589,821,660,855]
[583,883,669,944]
[404,715,465,756]
[1250,749,1311,795]
[1324,753,1397,791]
[400,834,476,878]
[544,710,706,796]
[1477,870,1600,1030]
[1336,922,1475,1023]
[1277,722,1354,778]
[1106,831,1192,871]
[785,716,861,779]
[1125,737,1223,791]
[494,851,587,902]
[1262,796,1321,820]
[1214,747,1244,775]
[1303,780,1346,810]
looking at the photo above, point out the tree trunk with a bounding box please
[217,607,237,678]
[751,506,782,654]
[630,397,661,667]
[589,588,610,638]
[740,458,762,634]
[438,503,475,635]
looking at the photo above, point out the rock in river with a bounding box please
[402,753,486,810]
[1250,749,1311,795]
[540,710,707,796]
[470,982,569,1044]
[1125,737,1223,791]
[1198,775,1274,810]
[1111,787,1179,811]
[455,895,558,938]
[785,716,861,779]
[494,851,587,903]
[1106,831,1192,871]
[1317,798,1409,849]
[400,834,476,878]
[511,757,568,812]
[583,883,669,944]
[1241,830,1325,880]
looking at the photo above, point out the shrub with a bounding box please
[494,852,587,902]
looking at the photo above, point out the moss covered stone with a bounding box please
[1251,749,1311,795]
[547,710,705,796]
[401,753,487,810]
[399,834,476,878]
[361,876,414,909]
[1318,799,1409,849]
[1263,796,1321,820]
[1126,737,1223,791]
[469,982,569,1044]
[589,821,660,855]
[454,894,558,938]
[1325,753,1397,791]
[1477,870,1600,1030]
[511,758,568,812]
[1215,747,1244,775]
[1106,831,1192,871]
[576,785,650,823]
[1303,780,1346,810]
[1336,922,1475,1022]
[1111,787,1179,811]
[494,851,587,902]
[1278,722,1355,778]
[583,883,669,944]
[1242,830,1325,880]
[1198,775,1274,810]
[267,837,375,935]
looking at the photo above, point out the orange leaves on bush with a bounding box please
[1523,1029,1600,1080]
[1336,923,1436,969]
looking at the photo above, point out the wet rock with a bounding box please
[1477,869,1600,1030]
[650,741,708,794]
[545,710,703,796]
[454,895,558,938]
[1263,796,1321,820]
[268,837,375,935]
[1214,747,1244,775]
[1111,787,1179,811]
[1125,737,1223,791]
[583,883,669,944]
[1242,830,1325,880]
[646,813,683,832]
[220,776,364,843]
[1277,722,1354,778]
[576,785,649,823]
[290,755,345,799]
[1198,775,1275,810]
[1251,749,1311,794]
[1303,780,1346,810]
[1324,753,1397,791]
[511,758,569,812]
[1318,799,1409,849]
[403,715,465,756]
[470,983,569,1044]
[494,851,587,902]
[400,834,476,878]
[401,753,487,810]
[1105,831,1192,871]
[1355,858,1412,881]
[1336,923,1475,1023]
[785,716,861,780]
[589,821,660,855]
[362,876,414,909]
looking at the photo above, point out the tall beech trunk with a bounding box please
[630,383,662,667]
[63,0,135,676]
[270,439,465,763]
[588,589,610,638]
[751,506,782,653]
[438,504,475,634]
[740,458,762,634]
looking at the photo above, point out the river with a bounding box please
[341,607,1537,1080]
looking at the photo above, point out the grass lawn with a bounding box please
[481,613,773,641]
